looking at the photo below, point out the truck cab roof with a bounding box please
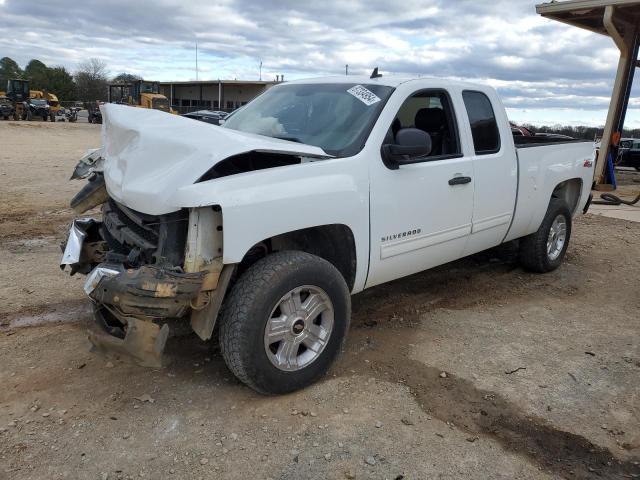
[283,75,487,90]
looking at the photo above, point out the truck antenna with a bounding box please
[370,67,382,79]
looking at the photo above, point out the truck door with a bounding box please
[366,88,474,288]
[460,90,517,256]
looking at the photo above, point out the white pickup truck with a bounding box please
[62,75,595,394]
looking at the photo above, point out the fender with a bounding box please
[171,156,371,292]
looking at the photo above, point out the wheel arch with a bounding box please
[238,224,358,292]
[551,178,583,216]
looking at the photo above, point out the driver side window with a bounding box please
[385,90,461,160]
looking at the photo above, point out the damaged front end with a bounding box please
[87,265,205,367]
[61,103,330,368]
[61,152,230,367]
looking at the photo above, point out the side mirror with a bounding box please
[382,128,432,169]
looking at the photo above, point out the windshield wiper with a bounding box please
[272,135,302,143]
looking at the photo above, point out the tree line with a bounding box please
[0,56,140,102]
[2,55,639,137]
[521,124,640,140]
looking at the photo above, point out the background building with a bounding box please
[159,80,278,114]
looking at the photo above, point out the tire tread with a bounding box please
[519,197,572,273]
[219,251,349,394]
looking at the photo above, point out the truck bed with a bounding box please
[514,135,590,148]
[504,139,595,243]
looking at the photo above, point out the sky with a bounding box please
[1,0,638,128]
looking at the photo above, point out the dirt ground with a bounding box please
[0,121,639,480]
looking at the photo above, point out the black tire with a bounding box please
[519,197,572,273]
[219,251,351,394]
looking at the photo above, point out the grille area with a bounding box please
[101,199,189,267]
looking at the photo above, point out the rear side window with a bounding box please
[462,91,500,154]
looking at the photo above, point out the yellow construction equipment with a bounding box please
[108,80,174,113]
[30,90,62,121]
[5,79,30,120]
[0,95,14,120]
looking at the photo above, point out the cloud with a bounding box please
[0,0,637,127]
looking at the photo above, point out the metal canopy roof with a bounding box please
[536,0,640,36]
[537,0,640,186]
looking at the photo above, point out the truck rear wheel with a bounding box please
[519,197,572,273]
[219,251,351,394]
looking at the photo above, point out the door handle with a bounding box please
[448,176,472,186]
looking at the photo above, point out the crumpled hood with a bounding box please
[100,104,331,215]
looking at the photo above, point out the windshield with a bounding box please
[140,82,159,94]
[222,82,393,156]
[31,99,47,106]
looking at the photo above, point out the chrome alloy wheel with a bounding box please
[263,285,334,372]
[547,214,567,261]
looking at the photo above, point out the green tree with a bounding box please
[20,59,75,100]
[0,57,24,91]
[24,59,49,90]
[47,66,76,101]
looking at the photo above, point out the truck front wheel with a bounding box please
[519,197,572,273]
[219,251,351,394]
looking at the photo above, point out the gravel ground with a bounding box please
[0,121,639,480]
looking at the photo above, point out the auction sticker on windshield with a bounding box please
[347,85,381,106]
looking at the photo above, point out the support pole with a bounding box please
[615,32,640,133]
[594,6,639,187]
